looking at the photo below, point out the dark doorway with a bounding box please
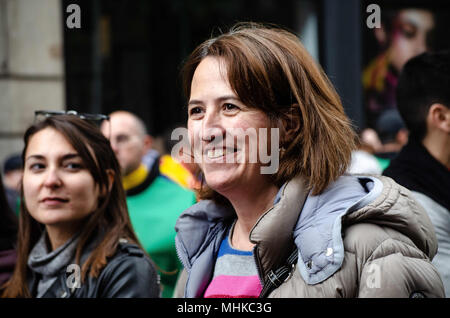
[63,0,296,136]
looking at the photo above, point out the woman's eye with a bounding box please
[222,103,240,114]
[400,23,417,39]
[29,163,45,171]
[65,162,83,170]
[223,103,239,112]
[189,107,203,117]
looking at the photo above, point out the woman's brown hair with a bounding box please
[182,22,357,200]
[1,115,139,297]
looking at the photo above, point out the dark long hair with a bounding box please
[0,171,18,250]
[2,115,140,298]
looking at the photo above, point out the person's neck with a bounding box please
[45,222,81,251]
[380,142,403,154]
[422,132,450,170]
[225,182,279,251]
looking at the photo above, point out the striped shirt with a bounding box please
[203,226,262,298]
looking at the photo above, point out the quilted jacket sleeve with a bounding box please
[349,224,445,298]
[358,250,445,297]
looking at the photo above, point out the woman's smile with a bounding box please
[207,147,235,159]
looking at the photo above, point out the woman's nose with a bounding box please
[43,168,62,189]
[201,110,225,143]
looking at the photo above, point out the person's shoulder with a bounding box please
[411,191,449,224]
[115,240,146,257]
[411,191,447,210]
[342,176,439,260]
[97,240,160,297]
[105,241,146,268]
[342,220,433,274]
[101,240,154,273]
[108,240,156,271]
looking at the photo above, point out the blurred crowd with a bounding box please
[0,13,449,298]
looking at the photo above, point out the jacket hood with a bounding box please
[287,175,438,284]
[175,175,438,291]
[342,175,438,258]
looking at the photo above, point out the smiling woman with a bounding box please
[1,115,159,298]
[174,22,445,298]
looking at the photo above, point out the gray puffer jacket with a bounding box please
[174,175,445,297]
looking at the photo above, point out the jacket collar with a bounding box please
[250,175,381,285]
[293,175,381,284]
[249,176,309,280]
[27,229,106,298]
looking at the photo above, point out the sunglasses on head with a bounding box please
[34,109,111,139]
[34,110,109,125]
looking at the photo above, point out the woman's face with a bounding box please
[23,127,100,228]
[187,56,277,195]
[389,9,435,72]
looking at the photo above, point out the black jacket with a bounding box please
[27,241,160,298]
[383,140,450,212]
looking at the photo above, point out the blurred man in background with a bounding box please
[383,51,450,297]
[101,111,196,297]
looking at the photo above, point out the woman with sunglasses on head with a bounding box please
[1,114,159,298]
[173,22,444,298]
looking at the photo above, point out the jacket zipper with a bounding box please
[175,225,222,297]
[253,245,265,286]
[174,237,191,298]
[174,236,190,272]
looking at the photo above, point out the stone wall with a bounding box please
[0,0,65,166]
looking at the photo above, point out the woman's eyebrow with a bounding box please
[25,153,81,162]
[188,99,203,106]
[188,95,240,106]
[25,154,44,162]
[217,96,241,103]
[60,153,82,161]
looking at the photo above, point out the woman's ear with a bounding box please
[106,169,115,192]
[279,105,301,146]
[101,169,115,197]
